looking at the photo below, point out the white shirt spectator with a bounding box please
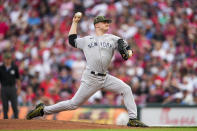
[118,24,138,40]
[88,91,103,104]
[10,8,21,24]
[91,3,108,16]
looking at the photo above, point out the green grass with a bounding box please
[1,127,197,131]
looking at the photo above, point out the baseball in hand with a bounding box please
[75,12,82,18]
[128,50,133,57]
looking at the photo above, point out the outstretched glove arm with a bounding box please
[117,39,132,60]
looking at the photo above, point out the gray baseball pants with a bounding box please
[44,69,137,119]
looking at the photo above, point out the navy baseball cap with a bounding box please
[94,16,112,25]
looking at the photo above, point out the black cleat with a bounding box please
[127,119,148,127]
[26,103,44,120]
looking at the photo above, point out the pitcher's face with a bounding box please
[95,22,110,33]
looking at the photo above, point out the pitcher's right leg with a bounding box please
[44,81,99,114]
[26,81,99,119]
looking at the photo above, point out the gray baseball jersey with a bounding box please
[44,34,137,120]
[75,34,120,73]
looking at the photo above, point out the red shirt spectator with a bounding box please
[0,22,9,36]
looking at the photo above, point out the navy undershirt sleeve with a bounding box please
[68,34,77,48]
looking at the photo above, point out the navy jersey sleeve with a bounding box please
[15,66,20,79]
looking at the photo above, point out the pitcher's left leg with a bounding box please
[103,74,148,127]
[103,74,137,119]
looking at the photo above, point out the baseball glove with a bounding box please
[117,39,129,60]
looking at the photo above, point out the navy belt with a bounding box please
[91,71,106,76]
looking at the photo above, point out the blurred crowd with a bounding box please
[0,0,197,107]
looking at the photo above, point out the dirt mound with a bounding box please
[0,119,130,130]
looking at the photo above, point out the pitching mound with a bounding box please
[0,119,130,130]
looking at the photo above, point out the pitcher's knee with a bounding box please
[122,85,132,95]
[70,99,80,110]
[71,104,78,110]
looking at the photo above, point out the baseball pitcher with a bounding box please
[26,13,148,127]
